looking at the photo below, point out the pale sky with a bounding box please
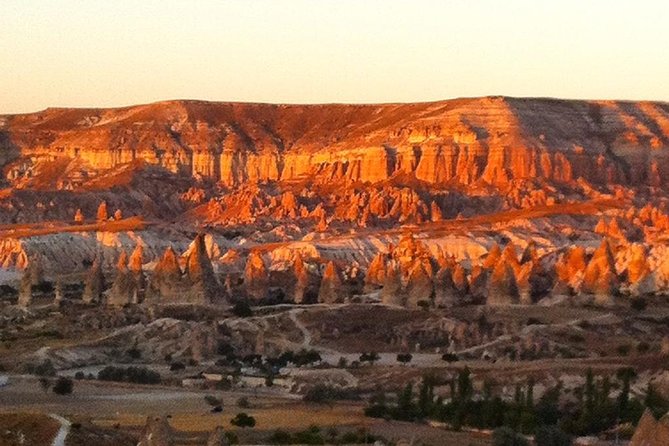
[1,0,668,114]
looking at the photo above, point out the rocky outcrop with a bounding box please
[630,409,669,446]
[108,251,136,307]
[206,427,230,446]
[82,255,105,304]
[626,244,656,296]
[318,261,342,304]
[290,253,311,304]
[185,234,220,305]
[381,261,404,306]
[244,251,268,302]
[148,246,183,301]
[582,240,619,305]
[7,98,669,196]
[137,416,174,446]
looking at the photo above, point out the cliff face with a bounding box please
[3,97,669,190]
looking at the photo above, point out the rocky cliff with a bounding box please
[2,97,669,191]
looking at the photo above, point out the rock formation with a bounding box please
[381,261,404,306]
[185,234,220,304]
[17,268,32,308]
[289,253,310,304]
[244,250,268,302]
[108,251,136,307]
[206,426,230,446]
[318,261,342,304]
[137,416,174,446]
[148,246,183,301]
[582,240,619,305]
[630,409,669,446]
[82,255,105,304]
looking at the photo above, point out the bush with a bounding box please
[232,301,253,317]
[52,377,74,395]
[126,347,142,359]
[231,412,256,428]
[397,353,412,364]
[637,342,651,354]
[97,366,161,384]
[225,431,239,445]
[74,371,85,380]
[441,352,459,362]
[492,427,529,446]
[30,359,56,377]
[170,361,185,372]
[617,344,631,356]
[268,429,292,444]
[359,352,380,365]
[631,297,647,311]
[303,384,360,403]
[237,396,251,408]
[205,395,222,407]
[535,425,572,446]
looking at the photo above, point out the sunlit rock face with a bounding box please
[4,97,669,191]
[4,96,669,308]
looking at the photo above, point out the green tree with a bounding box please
[52,377,73,395]
[492,427,529,446]
[534,425,572,446]
[231,412,256,428]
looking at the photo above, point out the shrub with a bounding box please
[617,344,631,356]
[397,353,412,365]
[535,425,572,446]
[492,427,529,446]
[205,395,222,407]
[232,301,253,317]
[359,352,380,365]
[441,352,459,362]
[231,412,256,428]
[74,371,85,380]
[126,347,142,360]
[237,396,251,408]
[268,429,292,444]
[631,297,647,311]
[97,366,161,384]
[169,361,185,372]
[52,377,74,395]
[637,342,651,354]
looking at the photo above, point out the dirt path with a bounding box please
[48,414,71,446]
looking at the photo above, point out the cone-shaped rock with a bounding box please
[186,234,219,304]
[291,253,310,304]
[129,243,146,301]
[501,242,521,275]
[82,255,105,304]
[405,261,434,308]
[365,251,389,289]
[627,244,656,296]
[318,261,342,304]
[54,279,64,305]
[137,416,174,446]
[482,243,502,269]
[434,264,459,308]
[17,268,32,308]
[381,261,404,306]
[487,262,519,305]
[244,250,268,302]
[149,246,183,300]
[108,251,136,307]
[206,426,230,446]
[630,409,669,446]
[582,240,619,305]
[452,263,469,296]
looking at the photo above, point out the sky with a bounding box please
[1,0,668,114]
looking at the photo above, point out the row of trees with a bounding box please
[365,367,669,441]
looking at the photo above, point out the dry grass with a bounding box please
[0,412,60,446]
